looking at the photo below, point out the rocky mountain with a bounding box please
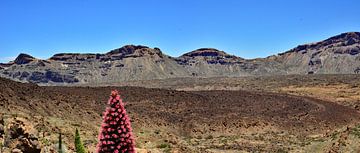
[0,32,359,85]
[271,32,360,74]
[175,48,285,77]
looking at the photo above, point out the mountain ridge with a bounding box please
[1,32,360,85]
[3,32,359,64]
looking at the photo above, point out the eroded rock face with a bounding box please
[28,71,79,83]
[271,32,360,74]
[4,118,41,153]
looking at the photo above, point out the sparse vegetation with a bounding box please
[40,138,51,146]
[351,125,360,138]
[157,143,171,149]
[75,129,86,153]
[0,142,3,153]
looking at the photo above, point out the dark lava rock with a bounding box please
[29,72,48,83]
[14,54,35,65]
[28,71,79,83]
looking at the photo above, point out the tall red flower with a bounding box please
[97,90,135,153]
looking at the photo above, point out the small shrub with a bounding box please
[157,143,171,149]
[40,138,51,146]
[75,129,86,153]
[0,142,3,153]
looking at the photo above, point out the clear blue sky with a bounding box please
[1,0,360,63]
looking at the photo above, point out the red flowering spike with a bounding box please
[97,90,135,153]
[111,90,119,97]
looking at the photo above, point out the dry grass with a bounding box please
[281,84,360,110]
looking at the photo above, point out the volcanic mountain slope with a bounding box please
[0,32,360,85]
[176,48,285,77]
[1,77,360,152]
[0,46,284,84]
[0,45,191,84]
[270,32,360,74]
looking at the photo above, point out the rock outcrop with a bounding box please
[3,117,41,153]
[14,54,35,65]
[177,48,244,65]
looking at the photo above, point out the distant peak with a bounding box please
[106,45,164,58]
[106,45,151,55]
[181,48,235,58]
[325,32,360,42]
[14,53,35,64]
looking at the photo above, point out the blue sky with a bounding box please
[1,0,360,63]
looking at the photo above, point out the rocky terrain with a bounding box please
[1,76,360,152]
[1,32,360,152]
[1,32,359,85]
